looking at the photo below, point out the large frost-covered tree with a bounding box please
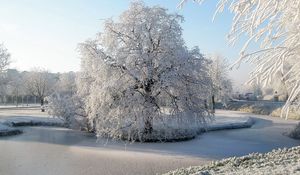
[179,0,300,118]
[78,2,211,141]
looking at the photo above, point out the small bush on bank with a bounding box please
[289,122,300,140]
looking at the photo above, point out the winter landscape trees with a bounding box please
[0,1,299,175]
[208,54,232,110]
[180,0,300,118]
[177,0,300,141]
[0,68,62,106]
[25,69,57,107]
[76,2,212,141]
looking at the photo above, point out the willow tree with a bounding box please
[78,2,211,141]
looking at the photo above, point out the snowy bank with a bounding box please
[0,117,64,136]
[0,123,22,136]
[164,146,300,175]
[2,117,64,127]
[123,114,254,142]
[206,115,253,132]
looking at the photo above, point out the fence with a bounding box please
[0,95,42,107]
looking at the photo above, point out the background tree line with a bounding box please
[0,67,76,107]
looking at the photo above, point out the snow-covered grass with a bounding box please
[164,146,300,175]
[0,104,40,108]
[0,107,48,118]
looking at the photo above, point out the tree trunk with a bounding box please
[212,95,215,113]
[40,98,45,112]
[143,92,154,135]
[144,115,153,134]
[40,98,44,106]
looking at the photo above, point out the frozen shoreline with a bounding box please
[0,110,253,138]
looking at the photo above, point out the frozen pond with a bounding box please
[0,109,299,175]
[0,127,209,175]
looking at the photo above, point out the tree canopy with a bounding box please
[78,2,212,141]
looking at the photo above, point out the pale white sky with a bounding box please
[0,0,253,90]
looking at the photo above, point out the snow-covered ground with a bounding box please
[0,104,40,108]
[0,108,299,175]
[0,107,48,118]
[164,146,300,175]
